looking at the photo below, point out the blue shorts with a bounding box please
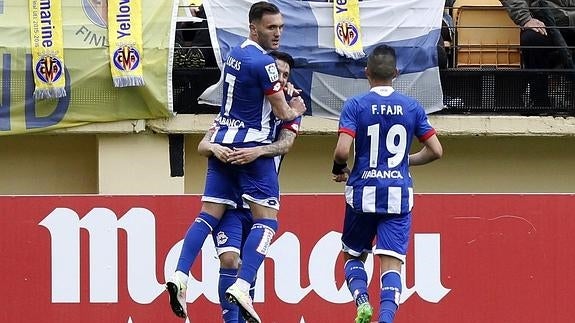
[341,204,411,263]
[202,156,280,210]
[212,208,254,256]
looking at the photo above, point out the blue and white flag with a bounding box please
[200,0,444,118]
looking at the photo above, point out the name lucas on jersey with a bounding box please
[226,56,241,71]
[361,169,403,179]
[372,104,403,115]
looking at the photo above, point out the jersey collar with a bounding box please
[370,86,395,97]
[241,38,267,54]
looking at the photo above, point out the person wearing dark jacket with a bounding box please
[500,0,575,108]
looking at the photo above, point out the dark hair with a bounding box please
[269,50,295,69]
[367,45,397,81]
[249,2,281,23]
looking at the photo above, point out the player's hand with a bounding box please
[284,82,301,97]
[332,167,350,182]
[523,18,547,36]
[210,144,234,163]
[289,96,306,117]
[228,147,262,165]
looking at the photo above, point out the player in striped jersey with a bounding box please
[331,45,443,323]
[204,51,300,323]
[202,115,300,323]
[166,48,301,322]
[212,4,305,321]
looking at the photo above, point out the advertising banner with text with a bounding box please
[0,0,175,135]
[1,194,573,322]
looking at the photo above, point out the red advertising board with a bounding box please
[1,194,574,323]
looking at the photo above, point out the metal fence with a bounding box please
[173,3,575,116]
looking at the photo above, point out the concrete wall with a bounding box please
[0,135,98,194]
[0,115,574,195]
[98,134,184,194]
[185,134,575,194]
[409,136,575,193]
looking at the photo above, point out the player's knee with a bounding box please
[249,202,279,220]
[378,254,403,272]
[200,202,226,219]
[219,252,240,269]
[342,251,368,263]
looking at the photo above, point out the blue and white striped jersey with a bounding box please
[338,86,436,215]
[211,39,283,146]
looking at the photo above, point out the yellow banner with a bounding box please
[0,0,177,135]
[333,0,365,60]
[107,0,145,87]
[28,0,67,99]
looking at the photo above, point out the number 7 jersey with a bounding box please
[338,86,436,215]
[212,39,283,146]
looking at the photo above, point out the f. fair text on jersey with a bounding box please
[371,104,403,115]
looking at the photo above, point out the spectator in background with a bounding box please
[440,0,465,108]
[174,4,216,69]
[440,0,456,69]
[500,0,575,107]
[189,4,217,67]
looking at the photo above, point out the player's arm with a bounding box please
[197,129,215,157]
[260,58,306,121]
[409,134,443,166]
[258,129,297,157]
[227,129,296,165]
[197,128,234,162]
[332,132,353,182]
[268,91,306,121]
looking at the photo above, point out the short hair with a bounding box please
[249,2,281,23]
[269,50,295,69]
[367,45,397,81]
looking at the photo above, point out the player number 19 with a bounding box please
[367,123,407,168]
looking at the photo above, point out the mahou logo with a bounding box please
[5,194,569,322]
[39,207,450,319]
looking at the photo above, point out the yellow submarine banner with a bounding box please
[0,0,177,135]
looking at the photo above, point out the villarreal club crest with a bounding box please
[113,45,141,71]
[35,55,64,84]
[336,21,360,46]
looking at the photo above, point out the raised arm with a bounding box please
[267,91,306,121]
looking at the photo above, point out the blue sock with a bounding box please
[344,259,370,305]
[219,268,240,323]
[237,219,277,284]
[379,270,402,323]
[176,212,220,273]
